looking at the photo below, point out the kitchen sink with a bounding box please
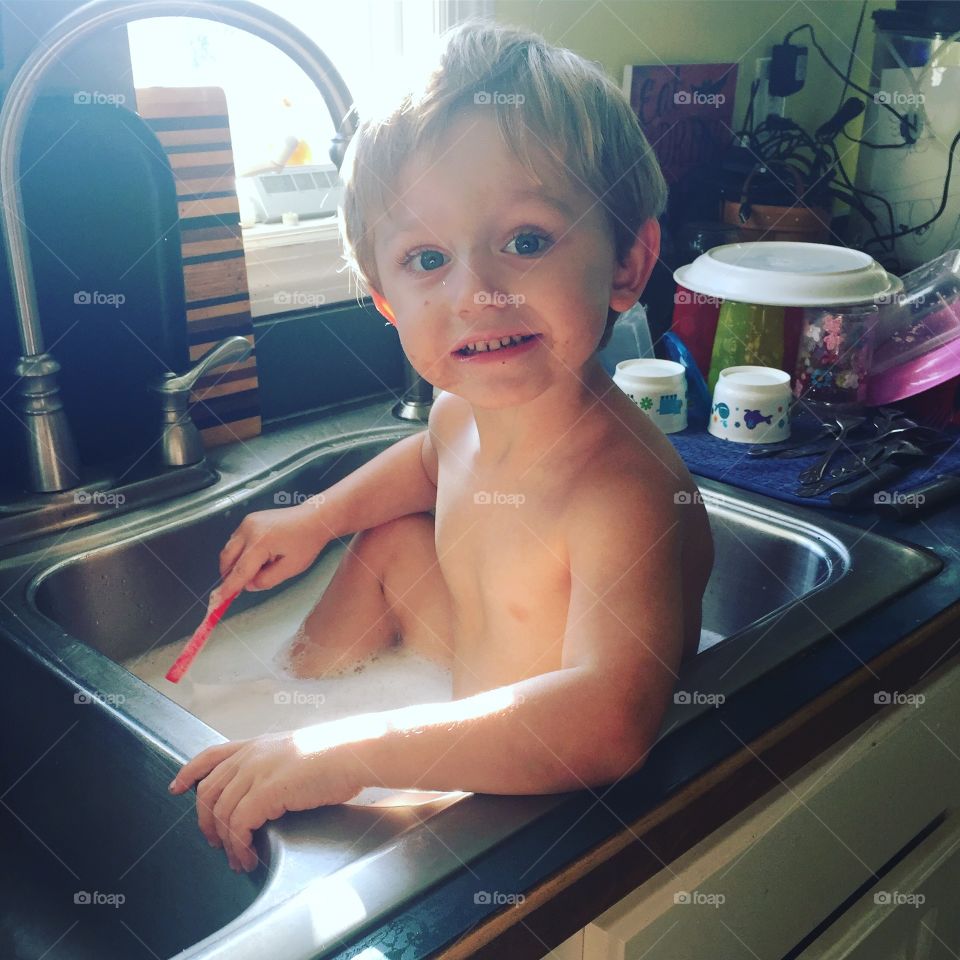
[0,633,261,959]
[0,397,943,959]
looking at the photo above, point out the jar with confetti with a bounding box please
[793,303,879,409]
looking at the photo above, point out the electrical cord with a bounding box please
[728,12,956,257]
[741,77,761,139]
[824,138,898,249]
[842,132,911,150]
[833,0,910,149]
[787,15,960,253]
[783,22,918,141]
[862,126,960,248]
[838,0,868,111]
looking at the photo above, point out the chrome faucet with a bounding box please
[155,336,253,468]
[392,356,436,421]
[0,0,359,494]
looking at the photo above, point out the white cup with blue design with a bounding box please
[709,365,791,443]
[613,359,687,433]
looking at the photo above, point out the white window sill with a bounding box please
[241,216,361,318]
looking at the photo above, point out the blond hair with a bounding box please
[338,19,667,348]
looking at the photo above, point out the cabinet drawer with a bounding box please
[793,809,960,959]
[584,661,960,960]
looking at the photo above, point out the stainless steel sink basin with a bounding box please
[0,634,261,959]
[666,474,942,730]
[0,397,943,959]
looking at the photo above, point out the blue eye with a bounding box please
[405,249,447,272]
[505,232,551,256]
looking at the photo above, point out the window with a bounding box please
[127,0,411,177]
[127,0,491,313]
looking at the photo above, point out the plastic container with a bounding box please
[673,293,807,391]
[613,359,687,433]
[707,300,785,392]
[598,301,654,375]
[866,249,960,405]
[670,283,722,379]
[709,366,792,444]
[794,301,880,409]
[675,241,904,399]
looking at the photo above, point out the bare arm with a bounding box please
[298,390,457,541]
[299,427,437,542]
[212,394,447,601]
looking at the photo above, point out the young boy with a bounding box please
[170,20,714,874]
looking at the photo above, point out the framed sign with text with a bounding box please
[622,63,738,186]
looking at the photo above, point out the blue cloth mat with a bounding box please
[667,419,960,509]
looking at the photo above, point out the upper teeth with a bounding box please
[461,335,529,353]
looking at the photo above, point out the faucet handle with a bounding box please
[156,335,252,397]
[153,336,253,467]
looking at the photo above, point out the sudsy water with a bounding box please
[125,543,461,806]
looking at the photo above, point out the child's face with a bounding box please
[370,110,653,407]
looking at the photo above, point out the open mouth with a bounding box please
[454,333,538,357]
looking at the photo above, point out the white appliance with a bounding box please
[237,163,343,223]
[847,15,960,270]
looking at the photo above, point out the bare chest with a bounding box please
[433,460,571,692]
[435,481,569,604]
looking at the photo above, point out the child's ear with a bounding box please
[609,219,661,314]
[370,289,398,326]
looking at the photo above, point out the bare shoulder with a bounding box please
[604,408,713,567]
[422,391,469,483]
[562,402,691,522]
[426,390,471,449]
[560,404,714,658]
[557,430,698,717]
[561,438,683,548]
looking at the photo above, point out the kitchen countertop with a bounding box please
[322,482,960,960]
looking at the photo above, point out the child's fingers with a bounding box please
[248,559,290,591]
[227,795,264,872]
[219,531,246,579]
[169,741,244,794]
[215,550,268,603]
[197,769,232,849]
[215,778,259,871]
[210,770,243,851]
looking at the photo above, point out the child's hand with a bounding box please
[168,731,365,872]
[212,502,333,607]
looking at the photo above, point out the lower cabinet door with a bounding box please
[792,810,960,960]
[581,660,960,960]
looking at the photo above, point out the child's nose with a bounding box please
[445,256,510,318]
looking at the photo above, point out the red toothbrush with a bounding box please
[165,590,239,684]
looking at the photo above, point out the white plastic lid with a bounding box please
[674,241,903,307]
[614,358,685,385]
[719,365,791,387]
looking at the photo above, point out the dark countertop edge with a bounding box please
[324,496,960,960]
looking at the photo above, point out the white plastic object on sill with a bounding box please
[237,163,343,224]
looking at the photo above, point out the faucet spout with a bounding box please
[0,0,357,492]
